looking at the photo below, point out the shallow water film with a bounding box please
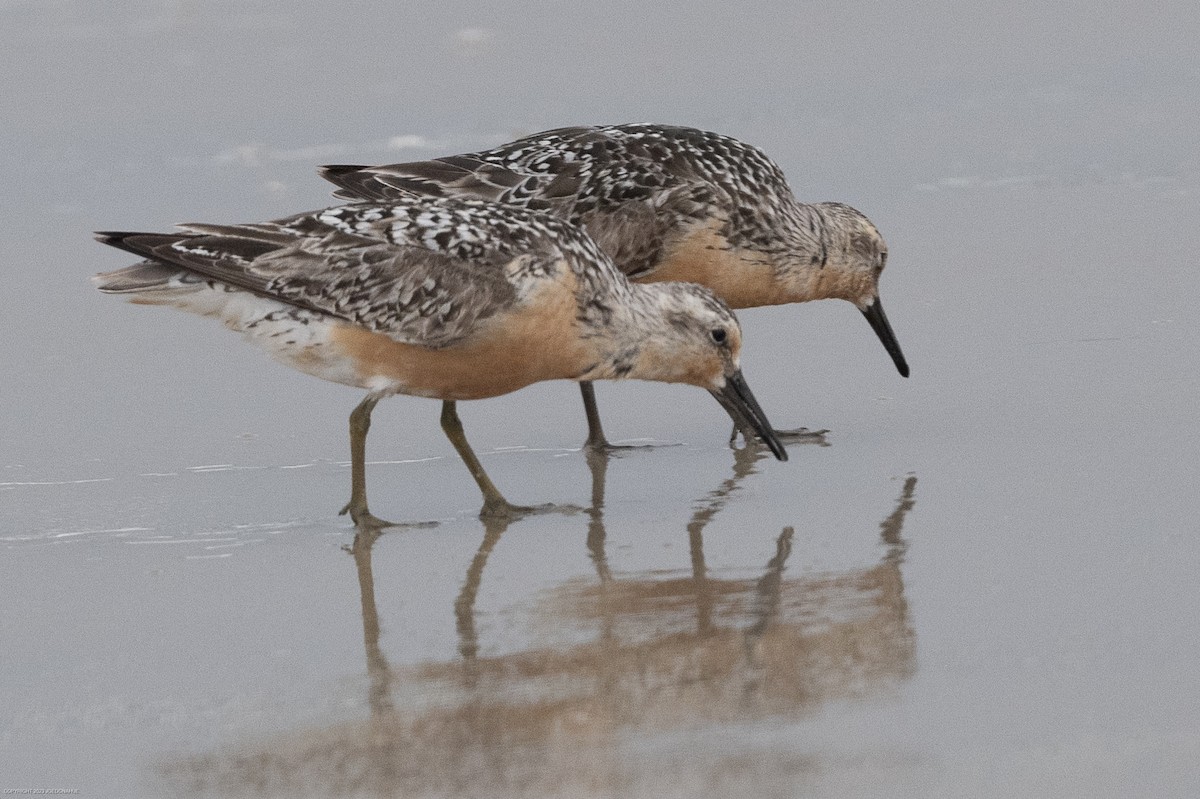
[3,2,1199,797]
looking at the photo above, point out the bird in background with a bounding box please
[321,123,909,451]
[94,196,786,528]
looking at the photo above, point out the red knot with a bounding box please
[94,196,786,528]
[321,123,909,450]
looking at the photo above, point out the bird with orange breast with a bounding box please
[321,123,909,451]
[95,196,786,528]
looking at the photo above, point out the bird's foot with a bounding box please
[583,435,677,455]
[478,500,585,521]
[772,427,831,446]
[339,501,439,531]
[729,425,831,448]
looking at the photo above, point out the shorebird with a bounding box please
[320,123,909,450]
[94,196,786,527]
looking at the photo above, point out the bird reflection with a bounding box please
[159,452,918,797]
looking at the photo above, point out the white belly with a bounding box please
[130,280,367,389]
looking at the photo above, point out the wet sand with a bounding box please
[3,2,1199,797]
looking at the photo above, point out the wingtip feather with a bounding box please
[94,230,149,257]
[319,164,368,179]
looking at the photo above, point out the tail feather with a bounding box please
[92,260,198,294]
[94,231,196,294]
[93,230,236,295]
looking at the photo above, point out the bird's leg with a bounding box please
[581,382,613,450]
[439,401,569,519]
[339,394,436,530]
[579,381,661,453]
[339,395,390,528]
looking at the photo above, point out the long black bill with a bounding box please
[861,297,910,378]
[710,370,788,462]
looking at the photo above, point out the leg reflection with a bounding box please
[346,527,395,718]
[584,447,613,584]
[453,515,512,677]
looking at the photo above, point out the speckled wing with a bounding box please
[320,155,586,217]
[95,203,566,350]
[570,182,721,278]
[319,125,739,279]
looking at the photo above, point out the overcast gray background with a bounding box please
[2,2,1198,797]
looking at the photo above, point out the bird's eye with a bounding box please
[710,328,727,345]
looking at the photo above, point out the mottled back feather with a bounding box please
[319,124,815,279]
[96,197,624,349]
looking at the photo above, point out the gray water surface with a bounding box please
[2,2,1198,797]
